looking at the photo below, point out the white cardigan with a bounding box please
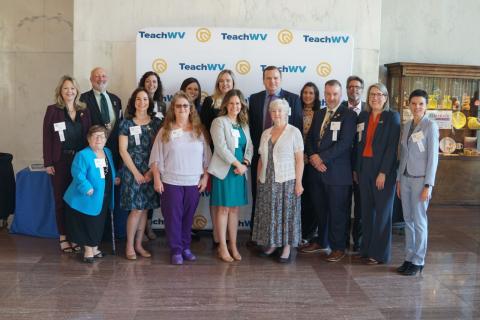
[258,124,304,183]
[208,116,254,179]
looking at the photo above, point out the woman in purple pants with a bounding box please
[149,91,211,265]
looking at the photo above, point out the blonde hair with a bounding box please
[212,69,236,103]
[366,83,390,112]
[54,75,86,110]
[160,91,206,143]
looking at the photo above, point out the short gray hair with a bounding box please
[269,98,290,115]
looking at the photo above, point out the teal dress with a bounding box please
[210,124,248,207]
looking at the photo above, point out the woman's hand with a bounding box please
[198,174,209,193]
[46,166,55,175]
[396,181,401,199]
[143,170,153,183]
[154,179,164,194]
[295,181,304,197]
[86,188,94,196]
[234,164,248,176]
[420,186,430,202]
[375,173,386,190]
[134,172,146,184]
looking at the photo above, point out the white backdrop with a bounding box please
[136,27,354,230]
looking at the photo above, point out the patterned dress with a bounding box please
[119,118,161,210]
[252,139,301,247]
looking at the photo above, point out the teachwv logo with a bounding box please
[196,28,211,42]
[138,31,185,39]
[152,58,168,74]
[261,64,306,73]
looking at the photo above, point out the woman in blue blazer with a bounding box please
[208,89,253,262]
[355,83,400,264]
[64,125,116,263]
[396,89,439,276]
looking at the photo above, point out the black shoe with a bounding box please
[258,247,279,258]
[402,264,423,276]
[83,256,94,264]
[278,252,292,263]
[94,251,106,258]
[396,261,412,273]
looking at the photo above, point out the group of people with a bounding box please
[43,66,439,275]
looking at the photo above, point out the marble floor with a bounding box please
[0,206,479,320]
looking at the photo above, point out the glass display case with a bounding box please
[385,62,480,205]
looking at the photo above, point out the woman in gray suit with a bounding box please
[208,89,253,262]
[396,89,439,276]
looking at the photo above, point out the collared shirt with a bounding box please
[93,89,116,128]
[362,112,381,157]
[348,101,362,115]
[321,103,341,133]
[263,88,282,127]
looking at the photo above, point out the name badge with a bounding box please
[94,158,107,179]
[171,128,183,139]
[54,122,66,142]
[411,131,425,152]
[129,125,142,145]
[330,121,341,141]
[288,107,292,116]
[231,128,240,148]
[357,122,365,142]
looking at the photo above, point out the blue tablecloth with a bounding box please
[10,167,129,239]
[10,168,59,238]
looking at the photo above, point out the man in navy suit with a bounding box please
[303,79,357,262]
[80,67,122,167]
[341,75,365,253]
[247,66,302,244]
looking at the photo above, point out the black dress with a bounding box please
[65,157,112,247]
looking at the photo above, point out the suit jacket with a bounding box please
[208,116,254,180]
[340,100,366,169]
[305,104,357,185]
[248,89,302,154]
[63,147,116,215]
[355,110,401,183]
[42,104,91,167]
[398,116,439,186]
[80,90,122,167]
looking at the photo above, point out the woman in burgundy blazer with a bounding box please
[43,75,91,253]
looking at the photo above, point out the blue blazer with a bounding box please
[305,105,357,185]
[355,110,401,182]
[248,89,302,153]
[63,147,116,216]
[398,116,439,186]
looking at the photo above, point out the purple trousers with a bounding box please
[161,183,200,255]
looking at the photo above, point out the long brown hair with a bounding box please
[217,89,249,126]
[160,91,206,143]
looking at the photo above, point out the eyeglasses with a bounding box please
[174,104,190,109]
[348,85,363,90]
[91,134,106,140]
[369,93,385,98]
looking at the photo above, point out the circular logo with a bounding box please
[192,214,208,230]
[152,58,168,74]
[196,28,211,42]
[235,60,251,75]
[316,62,332,77]
[277,29,293,44]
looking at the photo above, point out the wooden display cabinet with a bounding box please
[385,62,480,205]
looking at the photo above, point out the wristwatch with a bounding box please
[424,184,431,188]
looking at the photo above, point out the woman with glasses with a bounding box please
[354,83,400,265]
[149,91,211,265]
[119,88,162,260]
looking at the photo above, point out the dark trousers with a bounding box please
[301,164,318,239]
[0,153,15,219]
[359,158,395,263]
[345,181,362,249]
[308,169,350,251]
[161,183,200,255]
[50,153,75,235]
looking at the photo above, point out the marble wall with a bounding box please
[0,0,73,171]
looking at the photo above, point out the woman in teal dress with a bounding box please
[208,89,253,262]
[119,88,161,260]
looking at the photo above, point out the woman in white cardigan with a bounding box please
[208,89,253,262]
[252,99,304,263]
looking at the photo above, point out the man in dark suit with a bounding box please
[247,66,302,244]
[80,67,122,167]
[341,75,365,253]
[303,79,357,262]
